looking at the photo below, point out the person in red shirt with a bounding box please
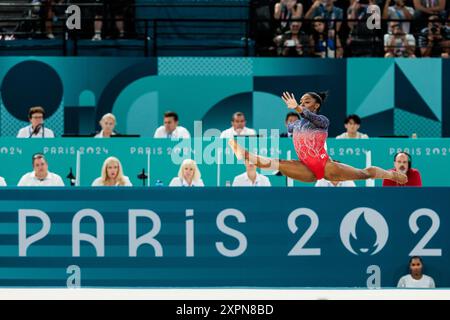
[382,152,422,187]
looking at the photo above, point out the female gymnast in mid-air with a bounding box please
[229,91,408,184]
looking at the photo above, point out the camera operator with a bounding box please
[384,22,416,57]
[418,15,450,57]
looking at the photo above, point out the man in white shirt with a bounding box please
[314,178,356,187]
[383,0,415,34]
[154,111,190,139]
[220,112,256,139]
[0,177,6,186]
[384,22,416,58]
[336,114,369,139]
[18,153,64,187]
[17,106,55,138]
[397,256,436,288]
[232,159,271,187]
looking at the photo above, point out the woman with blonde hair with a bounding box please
[92,156,132,186]
[95,113,117,138]
[169,159,204,187]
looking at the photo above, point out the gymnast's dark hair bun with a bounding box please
[316,91,329,104]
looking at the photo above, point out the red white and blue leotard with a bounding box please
[287,108,330,180]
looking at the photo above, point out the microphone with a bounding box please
[66,167,76,186]
[137,168,148,187]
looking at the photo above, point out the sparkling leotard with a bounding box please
[288,108,330,179]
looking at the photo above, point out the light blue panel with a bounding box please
[253,91,287,135]
[353,64,395,118]
[78,90,96,106]
[347,59,394,115]
[112,76,158,134]
[126,92,159,137]
[396,58,442,121]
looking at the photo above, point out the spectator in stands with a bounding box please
[0,32,14,41]
[92,0,131,40]
[95,113,118,138]
[413,0,447,22]
[382,152,422,186]
[384,22,416,57]
[418,15,450,57]
[305,0,344,33]
[39,0,57,39]
[17,106,55,138]
[274,21,310,56]
[34,0,65,39]
[91,156,132,186]
[347,0,383,56]
[169,159,204,187]
[383,0,415,34]
[154,111,191,139]
[274,0,304,34]
[232,159,271,187]
[281,112,300,137]
[220,112,256,138]
[336,114,369,139]
[17,153,64,186]
[310,17,344,57]
[397,256,436,288]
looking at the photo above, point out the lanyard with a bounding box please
[29,126,44,138]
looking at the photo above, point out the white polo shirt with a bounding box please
[169,177,204,187]
[220,127,256,139]
[91,176,132,186]
[232,172,271,187]
[17,125,55,138]
[154,126,191,139]
[314,179,356,187]
[17,171,64,186]
[397,274,435,288]
[94,130,117,138]
[336,132,369,139]
[0,177,6,186]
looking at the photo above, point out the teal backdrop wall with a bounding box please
[1,58,449,138]
[0,138,448,187]
[0,187,448,288]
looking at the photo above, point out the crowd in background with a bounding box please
[0,0,448,57]
[263,0,450,57]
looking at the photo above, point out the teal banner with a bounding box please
[0,138,448,187]
[0,187,448,288]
